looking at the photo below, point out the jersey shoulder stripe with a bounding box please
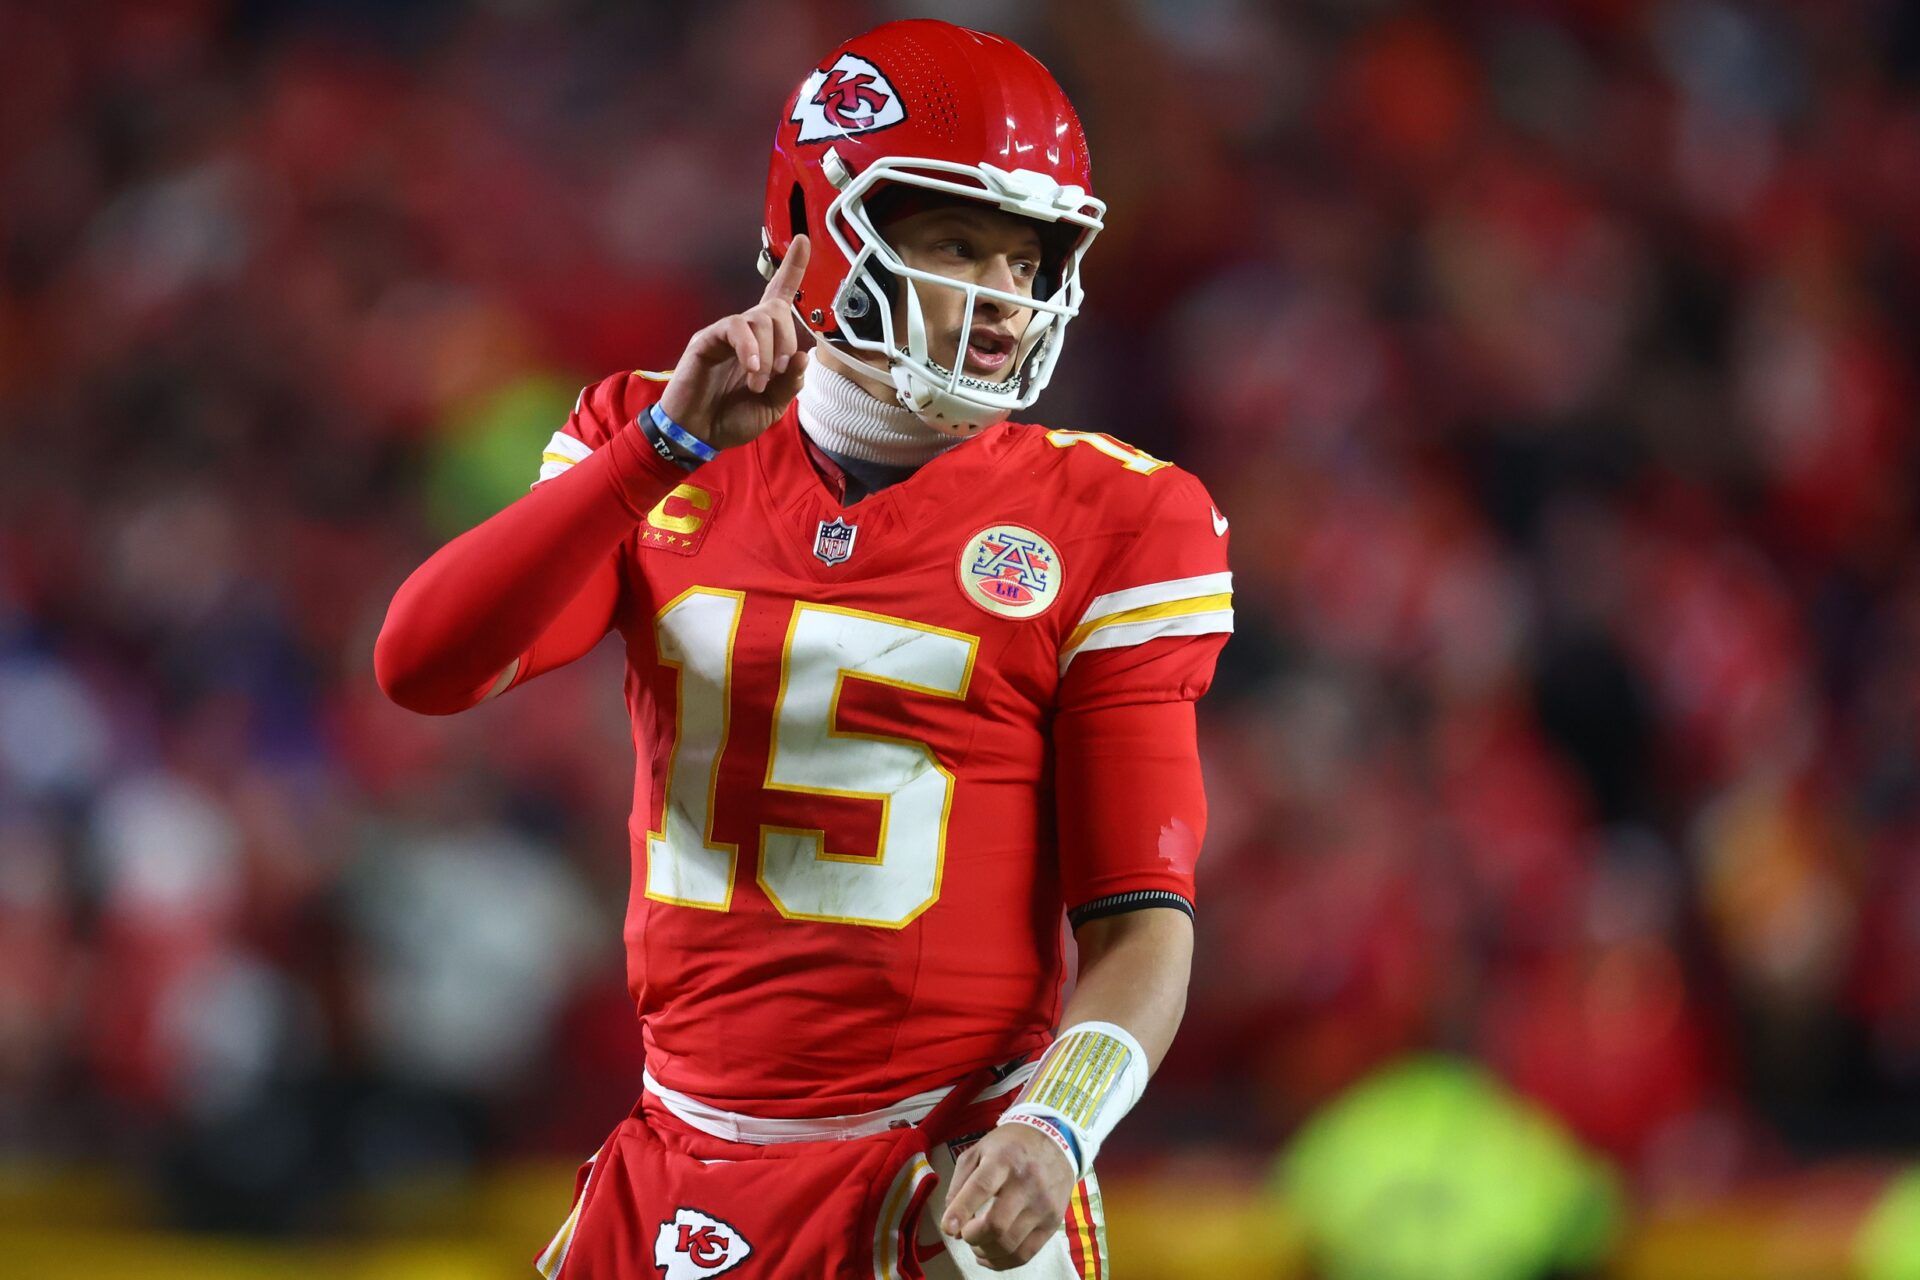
[536,430,594,483]
[1059,571,1233,673]
[530,369,673,489]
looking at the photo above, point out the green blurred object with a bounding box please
[426,373,579,536]
[1278,1055,1623,1280]
[1857,1168,1920,1280]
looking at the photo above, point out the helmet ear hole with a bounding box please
[843,266,898,342]
[1034,221,1081,299]
[788,183,808,239]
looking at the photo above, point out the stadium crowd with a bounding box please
[5,0,1920,1232]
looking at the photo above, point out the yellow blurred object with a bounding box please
[0,1163,152,1231]
[0,1157,1905,1279]
[0,1160,580,1280]
[1,1229,522,1279]
[1103,1171,1306,1277]
[1278,1056,1623,1280]
[1852,1166,1920,1280]
[1613,1165,1878,1280]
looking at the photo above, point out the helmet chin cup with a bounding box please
[890,361,1010,434]
[808,334,999,434]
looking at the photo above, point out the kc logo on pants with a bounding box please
[654,1207,753,1276]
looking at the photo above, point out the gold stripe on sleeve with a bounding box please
[1062,592,1233,657]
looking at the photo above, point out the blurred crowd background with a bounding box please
[7,0,1920,1272]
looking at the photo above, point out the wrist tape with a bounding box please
[996,1020,1148,1178]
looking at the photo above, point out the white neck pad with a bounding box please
[796,356,959,467]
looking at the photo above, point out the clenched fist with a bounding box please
[939,1121,1077,1270]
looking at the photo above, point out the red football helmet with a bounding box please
[762,20,1105,432]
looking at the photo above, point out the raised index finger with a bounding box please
[762,233,811,305]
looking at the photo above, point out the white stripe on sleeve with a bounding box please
[535,431,594,485]
[1061,608,1235,673]
[1075,571,1233,629]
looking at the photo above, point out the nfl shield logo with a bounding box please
[814,517,858,565]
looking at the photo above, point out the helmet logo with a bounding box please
[792,53,906,144]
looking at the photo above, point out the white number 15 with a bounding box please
[647,590,977,929]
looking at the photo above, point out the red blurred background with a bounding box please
[6,0,1920,1274]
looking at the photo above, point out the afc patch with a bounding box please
[814,516,858,565]
[654,1207,752,1278]
[641,483,720,557]
[957,524,1062,620]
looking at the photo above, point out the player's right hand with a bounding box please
[657,234,813,451]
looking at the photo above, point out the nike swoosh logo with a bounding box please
[1211,507,1229,536]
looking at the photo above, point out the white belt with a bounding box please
[642,1062,1037,1145]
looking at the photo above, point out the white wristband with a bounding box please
[997,1020,1148,1177]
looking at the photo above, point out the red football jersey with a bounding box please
[534,371,1233,1115]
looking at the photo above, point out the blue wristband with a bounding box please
[647,402,718,464]
[1045,1116,1083,1170]
[1005,1110,1081,1173]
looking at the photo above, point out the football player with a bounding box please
[375,19,1231,1279]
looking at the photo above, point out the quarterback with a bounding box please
[375,19,1231,1279]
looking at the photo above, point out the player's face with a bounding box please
[881,203,1044,384]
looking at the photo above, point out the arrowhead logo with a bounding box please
[1211,507,1229,536]
[654,1208,752,1277]
[791,53,907,144]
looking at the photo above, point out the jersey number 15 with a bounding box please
[647,589,978,930]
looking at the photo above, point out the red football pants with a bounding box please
[535,1074,1107,1280]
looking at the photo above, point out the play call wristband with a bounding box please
[996,1020,1148,1178]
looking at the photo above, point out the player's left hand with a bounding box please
[939,1123,1076,1270]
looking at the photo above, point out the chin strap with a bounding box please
[796,354,968,466]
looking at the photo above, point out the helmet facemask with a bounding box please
[813,153,1105,434]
